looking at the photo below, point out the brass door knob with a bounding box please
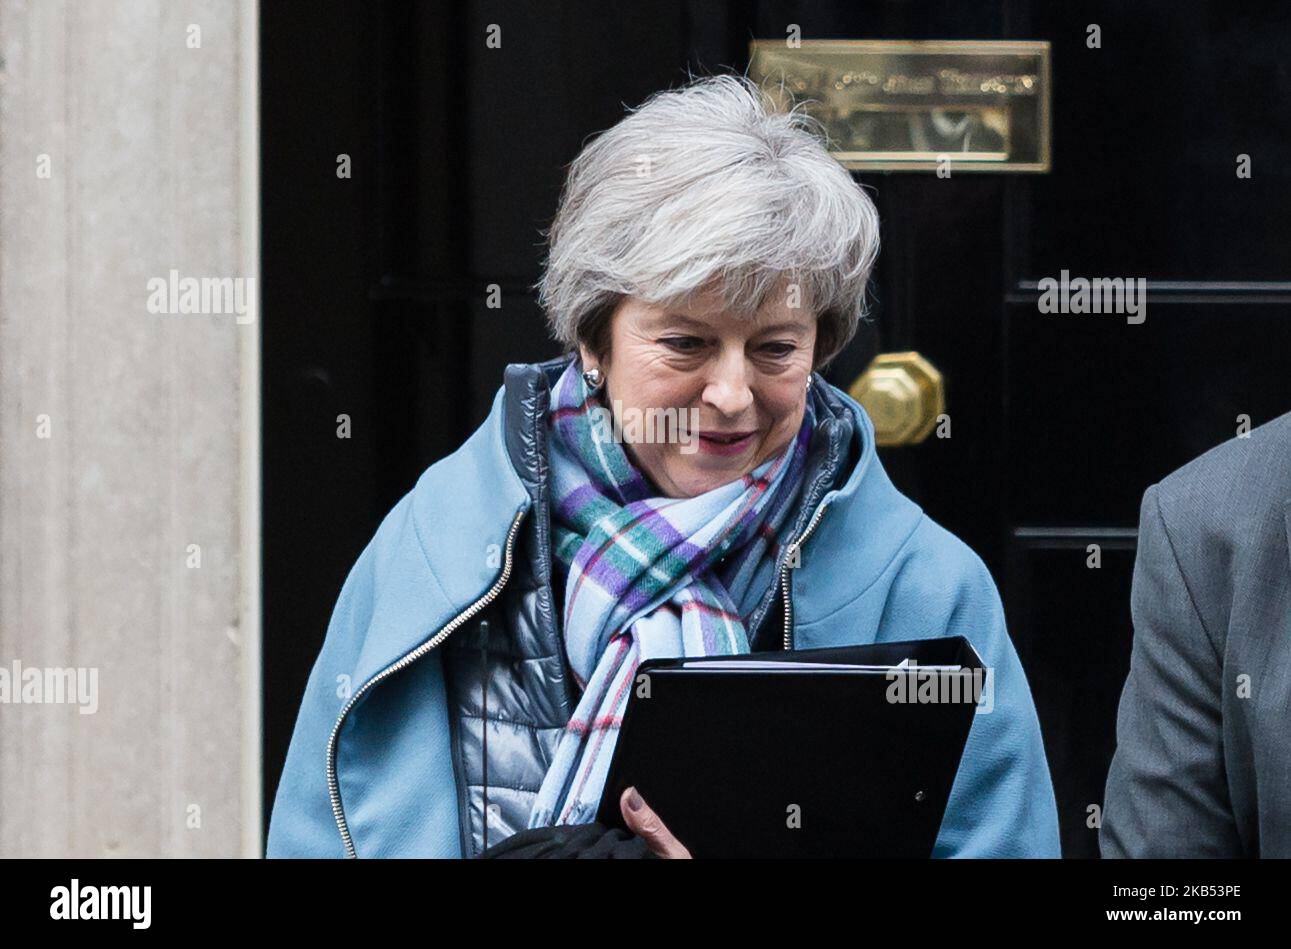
[847,351,945,446]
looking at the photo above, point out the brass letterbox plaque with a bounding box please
[749,39,1051,172]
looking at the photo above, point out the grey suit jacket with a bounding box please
[1102,410,1291,857]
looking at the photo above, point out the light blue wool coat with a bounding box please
[267,376,1061,858]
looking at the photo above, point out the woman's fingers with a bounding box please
[620,786,692,859]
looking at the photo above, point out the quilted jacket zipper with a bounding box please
[779,500,831,650]
[326,507,527,858]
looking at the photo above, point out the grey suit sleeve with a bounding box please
[1100,484,1242,857]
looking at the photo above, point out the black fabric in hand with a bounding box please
[477,822,657,859]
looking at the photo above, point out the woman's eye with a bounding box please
[660,336,705,353]
[760,342,796,358]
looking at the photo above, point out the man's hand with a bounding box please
[619,786,691,859]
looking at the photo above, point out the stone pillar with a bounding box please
[0,0,260,856]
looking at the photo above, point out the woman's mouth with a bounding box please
[697,430,757,456]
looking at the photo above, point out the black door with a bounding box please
[262,1,1291,856]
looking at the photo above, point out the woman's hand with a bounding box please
[620,786,692,859]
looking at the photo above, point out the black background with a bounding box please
[11,858,1264,928]
[261,0,1291,857]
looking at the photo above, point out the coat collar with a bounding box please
[496,355,867,648]
[357,357,891,689]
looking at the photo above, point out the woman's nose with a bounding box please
[702,359,754,416]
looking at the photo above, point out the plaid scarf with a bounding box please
[528,360,814,828]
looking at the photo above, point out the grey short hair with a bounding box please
[535,73,880,369]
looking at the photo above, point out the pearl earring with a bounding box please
[582,367,604,393]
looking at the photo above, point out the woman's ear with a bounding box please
[580,343,614,383]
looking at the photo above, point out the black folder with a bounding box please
[595,636,985,858]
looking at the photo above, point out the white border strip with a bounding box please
[238,0,264,859]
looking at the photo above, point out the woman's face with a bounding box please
[581,283,817,499]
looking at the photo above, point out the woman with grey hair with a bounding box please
[268,74,1061,859]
